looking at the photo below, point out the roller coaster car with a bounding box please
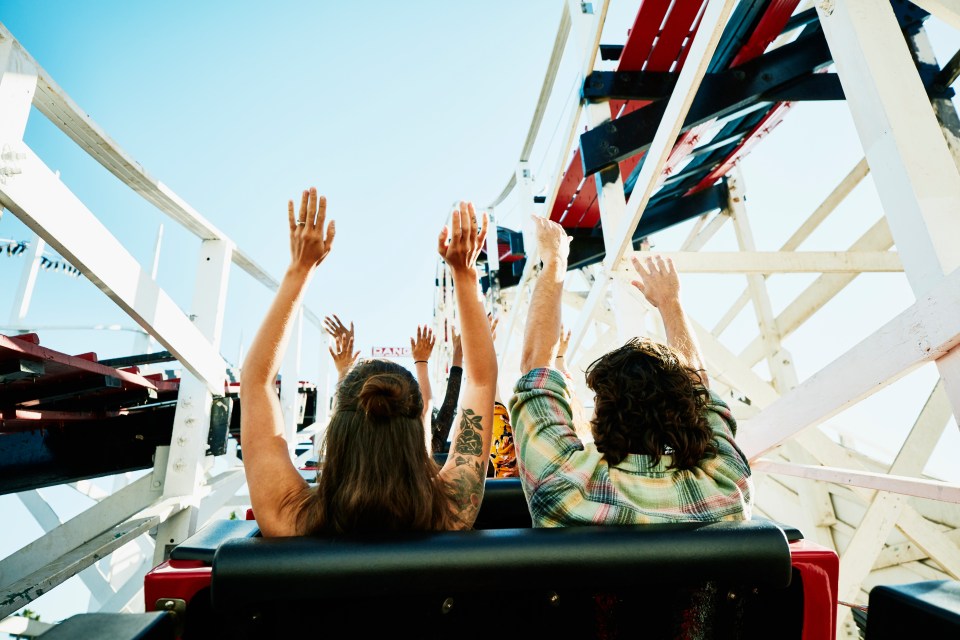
[143,478,839,639]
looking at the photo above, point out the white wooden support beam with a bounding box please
[740,217,893,366]
[0,474,159,590]
[567,273,610,362]
[726,171,839,547]
[14,491,116,606]
[818,380,952,600]
[132,224,164,355]
[738,266,960,459]
[782,158,870,253]
[820,0,960,430]
[754,460,960,503]
[0,31,36,144]
[0,148,227,389]
[0,25,325,335]
[9,233,44,324]
[819,0,960,292]
[0,516,159,619]
[680,210,729,252]
[910,0,960,32]
[896,507,960,579]
[0,616,54,638]
[606,0,738,268]
[614,250,901,274]
[154,239,232,562]
[714,158,869,336]
[727,170,792,390]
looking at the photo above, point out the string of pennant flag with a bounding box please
[2,239,82,277]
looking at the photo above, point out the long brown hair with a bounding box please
[296,359,457,534]
[585,338,716,469]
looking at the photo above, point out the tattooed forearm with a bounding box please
[448,460,485,521]
[452,408,484,456]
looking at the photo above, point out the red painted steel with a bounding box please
[563,0,709,230]
[688,102,792,194]
[730,0,802,68]
[554,0,805,233]
[789,539,840,640]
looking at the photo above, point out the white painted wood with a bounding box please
[714,158,869,336]
[614,250,901,274]
[819,0,960,292]
[9,233,43,324]
[0,475,158,589]
[910,0,960,32]
[738,266,960,459]
[754,461,960,503]
[896,507,960,579]
[739,217,893,366]
[890,380,951,475]
[680,210,729,252]
[607,0,738,268]
[0,147,227,389]
[783,158,869,252]
[154,239,232,562]
[0,616,54,637]
[0,516,159,619]
[835,492,906,600]
[0,32,37,144]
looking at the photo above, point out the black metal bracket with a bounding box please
[579,32,836,175]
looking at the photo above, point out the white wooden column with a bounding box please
[818,0,960,428]
[154,239,232,563]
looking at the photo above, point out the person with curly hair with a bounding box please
[509,216,752,527]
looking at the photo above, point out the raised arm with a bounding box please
[520,217,571,374]
[324,315,359,381]
[630,255,708,386]
[410,325,437,441]
[431,328,463,455]
[437,202,498,528]
[240,187,335,537]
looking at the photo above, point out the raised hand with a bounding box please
[410,325,436,362]
[531,215,570,265]
[287,187,335,270]
[630,255,680,309]
[329,334,360,379]
[438,201,488,274]
[323,314,354,345]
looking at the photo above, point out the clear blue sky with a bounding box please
[2,0,959,629]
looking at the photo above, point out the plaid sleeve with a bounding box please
[509,368,584,486]
[702,390,753,514]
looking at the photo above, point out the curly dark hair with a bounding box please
[584,338,716,469]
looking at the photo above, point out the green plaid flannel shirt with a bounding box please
[509,368,753,527]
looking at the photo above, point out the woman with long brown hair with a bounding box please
[240,188,497,536]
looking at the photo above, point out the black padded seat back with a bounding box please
[208,521,792,639]
[212,519,789,602]
[472,477,532,529]
[170,519,259,563]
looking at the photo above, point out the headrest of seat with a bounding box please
[210,520,791,611]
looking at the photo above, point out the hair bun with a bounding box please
[358,374,409,419]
